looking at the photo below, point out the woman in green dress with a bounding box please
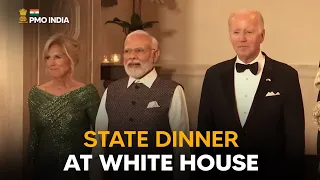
[27,33,101,180]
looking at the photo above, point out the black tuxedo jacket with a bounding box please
[195,52,305,179]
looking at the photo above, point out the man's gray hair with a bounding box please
[125,30,159,49]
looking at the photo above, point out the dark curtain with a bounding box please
[101,0,118,7]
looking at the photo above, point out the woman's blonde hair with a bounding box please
[43,33,80,73]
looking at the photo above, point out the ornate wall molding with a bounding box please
[292,65,318,79]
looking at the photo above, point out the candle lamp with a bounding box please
[111,53,121,63]
[102,55,110,64]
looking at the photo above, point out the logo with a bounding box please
[19,8,70,24]
[19,8,28,23]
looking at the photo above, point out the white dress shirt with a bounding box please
[90,68,190,180]
[234,51,265,127]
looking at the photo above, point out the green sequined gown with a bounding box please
[27,84,101,180]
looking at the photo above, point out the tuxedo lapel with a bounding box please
[220,58,242,128]
[243,55,274,128]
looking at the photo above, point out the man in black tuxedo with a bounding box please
[195,9,305,179]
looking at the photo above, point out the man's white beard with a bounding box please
[125,62,153,79]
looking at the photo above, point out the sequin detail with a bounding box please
[27,84,101,180]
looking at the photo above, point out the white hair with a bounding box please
[125,30,159,49]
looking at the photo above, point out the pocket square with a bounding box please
[265,91,280,97]
[147,101,160,108]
